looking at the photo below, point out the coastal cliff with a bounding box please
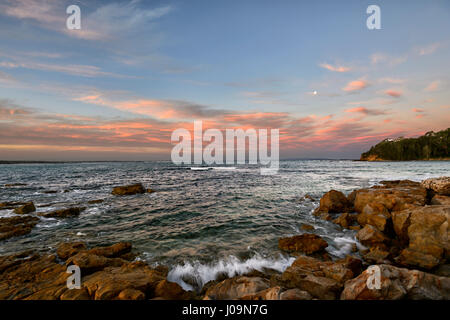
[360,128,449,161]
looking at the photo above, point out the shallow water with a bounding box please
[1,160,449,290]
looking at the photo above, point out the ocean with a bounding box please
[1,160,449,290]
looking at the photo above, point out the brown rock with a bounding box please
[393,205,449,269]
[13,202,36,215]
[314,190,352,215]
[421,177,450,195]
[240,286,282,300]
[57,242,87,260]
[341,264,450,300]
[88,242,132,258]
[0,216,40,240]
[363,246,391,264]
[356,225,390,248]
[278,234,328,254]
[300,224,315,231]
[430,195,450,206]
[353,180,427,213]
[203,276,270,300]
[66,252,126,274]
[88,199,104,204]
[60,288,91,300]
[154,280,191,300]
[112,183,146,196]
[357,203,391,232]
[40,207,85,218]
[333,212,356,229]
[279,288,312,300]
[117,288,145,300]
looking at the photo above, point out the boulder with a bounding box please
[60,288,91,300]
[88,199,104,204]
[112,183,146,196]
[13,202,36,215]
[356,225,390,248]
[300,224,315,231]
[357,203,391,232]
[431,195,450,206]
[278,234,328,254]
[154,279,192,300]
[40,207,85,218]
[66,252,126,274]
[0,216,39,240]
[333,212,356,229]
[279,288,313,300]
[392,205,449,269]
[240,286,282,300]
[82,261,167,300]
[421,177,450,195]
[203,276,270,300]
[57,242,87,260]
[314,190,352,215]
[117,288,146,300]
[353,180,427,213]
[341,264,450,300]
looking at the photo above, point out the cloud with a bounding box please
[343,79,368,92]
[0,70,17,85]
[370,53,407,66]
[412,108,424,113]
[424,80,440,92]
[385,89,402,98]
[416,43,442,56]
[319,63,350,73]
[345,107,387,116]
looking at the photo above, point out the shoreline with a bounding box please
[1,178,449,300]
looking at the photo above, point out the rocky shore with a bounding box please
[0,179,449,300]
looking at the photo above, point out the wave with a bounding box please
[167,254,295,291]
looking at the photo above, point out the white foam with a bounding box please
[326,236,361,258]
[167,254,295,291]
[190,167,212,171]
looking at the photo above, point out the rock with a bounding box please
[60,288,91,300]
[421,177,450,195]
[117,288,145,300]
[57,242,87,260]
[43,190,58,194]
[203,276,270,300]
[431,195,450,206]
[88,242,132,258]
[279,288,312,300]
[13,202,36,215]
[0,202,29,210]
[82,261,166,300]
[333,212,356,229]
[353,180,427,213]
[279,255,360,299]
[356,225,389,248]
[357,203,391,232]
[433,264,450,277]
[300,224,315,231]
[154,280,191,300]
[341,264,450,300]
[314,190,352,215]
[240,286,282,300]
[112,183,146,196]
[66,252,126,274]
[0,216,39,240]
[88,199,104,204]
[392,205,449,269]
[363,246,391,264]
[40,207,85,218]
[4,183,27,187]
[278,234,328,254]
[0,253,69,300]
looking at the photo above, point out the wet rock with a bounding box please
[57,242,87,260]
[4,183,27,187]
[278,234,328,255]
[240,286,282,300]
[203,276,270,300]
[314,190,352,215]
[88,199,104,204]
[421,177,450,196]
[353,180,427,213]
[300,224,315,231]
[0,202,29,210]
[333,212,356,229]
[341,264,450,300]
[66,252,126,274]
[13,202,36,215]
[0,216,40,240]
[88,242,132,258]
[40,207,85,218]
[392,205,449,269]
[43,190,58,194]
[112,183,147,196]
[356,225,390,248]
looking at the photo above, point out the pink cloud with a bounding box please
[319,63,350,73]
[343,79,368,92]
[385,89,402,98]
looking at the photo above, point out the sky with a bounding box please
[0,0,449,161]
